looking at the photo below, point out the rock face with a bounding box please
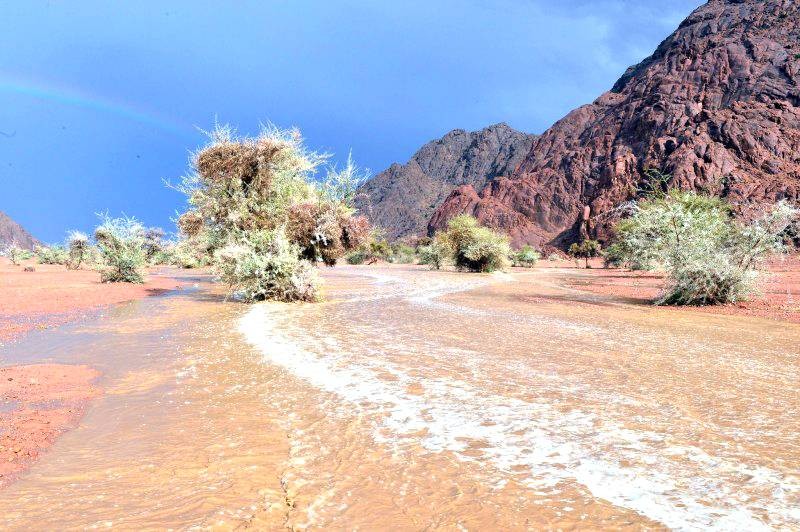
[0,211,38,250]
[356,123,535,241]
[431,0,800,248]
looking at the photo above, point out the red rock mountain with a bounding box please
[0,211,39,250]
[356,123,535,241]
[426,0,800,248]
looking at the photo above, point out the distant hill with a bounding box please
[356,123,536,241]
[431,0,800,247]
[0,211,39,250]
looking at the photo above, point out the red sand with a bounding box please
[0,363,101,487]
[0,258,183,487]
[546,255,800,323]
[0,259,183,344]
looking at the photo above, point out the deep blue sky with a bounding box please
[1,0,703,242]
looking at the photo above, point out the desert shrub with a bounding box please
[417,238,451,270]
[345,250,367,265]
[388,243,416,264]
[613,190,798,305]
[143,227,166,262]
[568,239,601,268]
[602,242,626,268]
[173,239,207,268]
[66,231,90,269]
[438,215,510,272]
[174,124,369,301]
[35,244,69,265]
[343,228,395,265]
[512,245,540,267]
[285,202,369,266]
[214,228,317,301]
[4,243,29,265]
[94,214,147,283]
[368,239,392,261]
[177,211,204,238]
[149,247,175,266]
[603,239,652,270]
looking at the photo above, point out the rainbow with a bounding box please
[0,72,195,138]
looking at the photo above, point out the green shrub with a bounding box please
[568,239,601,268]
[175,124,370,301]
[388,243,416,264]
[66,231,90,269]
[345,250,367,265]
[368,239,392,261]
[512,245,540,267]
[214,228,317,302]
[417,239,451,270]
[4,243,29,265]
[94,214,147,283]
[612,190,798,305]
[35,244,69,265]
[438,215,511,272]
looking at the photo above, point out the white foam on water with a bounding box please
[238,277,800,531]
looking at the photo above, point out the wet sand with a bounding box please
[0,259,184,345]
[0,260,186,488]
[0,363,101,487]
[0,265,797,529]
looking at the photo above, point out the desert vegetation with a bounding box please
[568,239,601,269]
[93,214,148,283]
[174,124,370,301]
[610,188,798,305]
[419,215,510,273]
[2,243,31,265]
[66,231,90,269]
[511,245,540,268]
[35,244,69,265]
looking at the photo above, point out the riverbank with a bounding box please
[0,259,187,487]
[0,259,185,345]
[536,255,800,323]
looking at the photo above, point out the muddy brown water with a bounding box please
[0,266,798,530]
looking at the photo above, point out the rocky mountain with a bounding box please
[0,211,38,250]
[429,0,800,248]
[356,123,536,241]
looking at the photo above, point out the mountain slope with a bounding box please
[356,123,536,240]
[430,0,800,247]
[0,211,39,250]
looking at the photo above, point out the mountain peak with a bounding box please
[356,125,535,240]
[0,211,39,251]
[431,0,800,248]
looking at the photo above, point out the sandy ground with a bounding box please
[0,258,183,344]
[0,258,185,488]
[538,254,800,323]
[0,264,797,528]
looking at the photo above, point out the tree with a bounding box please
[612,189,798,305]
[94,214,147,283]
[174,124,370,301]
[67,231,90,270]
[569,239,601,268]
[143,227,166,263]
[4,242,26,266]
[512,245,540,268]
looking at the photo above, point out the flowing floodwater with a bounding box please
[0,266,798,530]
